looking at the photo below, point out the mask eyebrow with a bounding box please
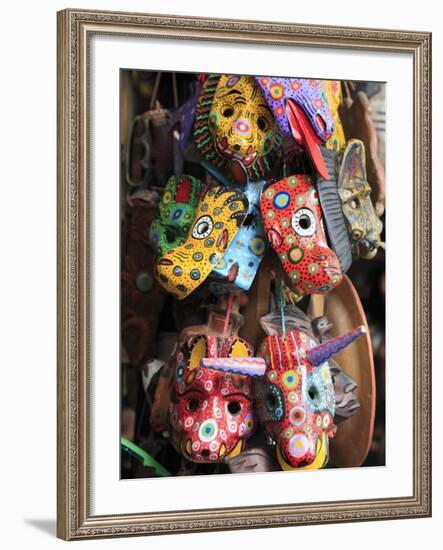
[217,89,242,99]
[180,389,207,400]
[223,392,252,402]
[258,104,274,116]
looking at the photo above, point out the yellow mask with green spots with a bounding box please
[154,185,249,300]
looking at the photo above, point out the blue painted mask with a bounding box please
[210,180,268,292]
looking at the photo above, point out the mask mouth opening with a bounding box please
[276,436,322,470]
[276,444,303,469]
[315,113,327,133]
[362,239,377,251]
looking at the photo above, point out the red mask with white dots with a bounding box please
[260,175,343,294]
[255,325,365,470]
[169,335,261,463]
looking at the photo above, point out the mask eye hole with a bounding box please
[292,208,316,237]
[260,383,285,421]
[266,393,277,409]
[192,215,213,239]
[308,385,319,401]
[307,382,326,412]
[350,198,360,209]
[187,399,200,412]
[222,106,234,118]
[257,116,269,132]
[166,229,176,243]
[227,401,242,415]
[299,215,311,230]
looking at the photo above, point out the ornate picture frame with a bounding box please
[57,8,431,540]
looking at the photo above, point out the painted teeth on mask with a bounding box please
[216,137,258,164]
[216,139,234,159]
[363,240,376,250]
[322,265,342,275]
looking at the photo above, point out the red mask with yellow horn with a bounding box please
[169,334,266,463]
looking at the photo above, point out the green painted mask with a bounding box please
[149,175,201,257]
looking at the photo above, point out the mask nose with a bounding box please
[234,117,251,136]
[189,428,221,462]
[367,219,383,243]
[280,432,315,467]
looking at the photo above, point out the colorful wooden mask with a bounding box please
[154,185,249,299]
[149,175,201,257]
[339,91,386,216]
[193,74,281,180]
[169,79,201,156]
[337,140,383,259]
[169,335,260,463]
[323,80,346,152]
[260,175,343,294]
[211,181,267,292]
[256,77,334,179]
[256,77,333,142]
[255,325,365,470]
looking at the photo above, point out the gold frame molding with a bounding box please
[57,8,432,541]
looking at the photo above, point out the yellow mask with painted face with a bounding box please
[209,75,278,165]
[154,185,249,300]
[194,74,281,181]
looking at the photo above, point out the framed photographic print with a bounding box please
[57,8,431,540]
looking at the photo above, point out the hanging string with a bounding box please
[343,80,351,100]
[222,290,235,339]
[291,327,303,369]
[278,275,287,336]
[149,72,162,110]
[172,72,179,109]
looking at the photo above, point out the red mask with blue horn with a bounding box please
[255,325,365,470]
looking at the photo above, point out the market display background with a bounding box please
[119,71,386,477]
[0,0,439,548]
